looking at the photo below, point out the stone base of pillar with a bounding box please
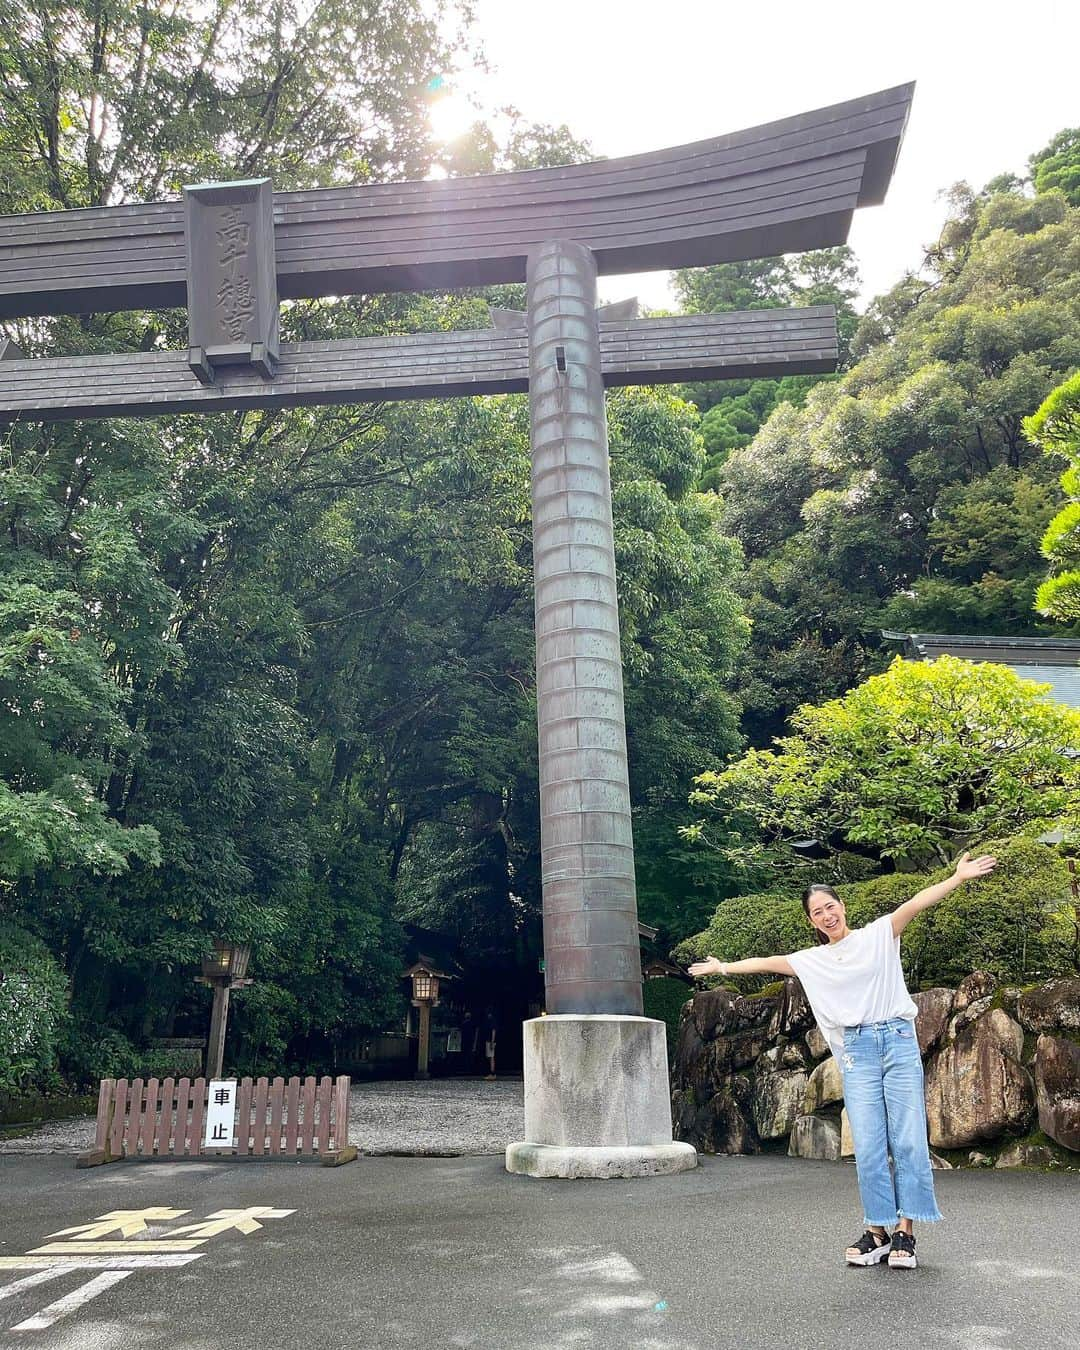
[505,1140,697,1179]
[505,1014,698,1179]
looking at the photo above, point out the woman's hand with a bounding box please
[687,955,724,978]
[954,851,998,881]
[892,850,999,937]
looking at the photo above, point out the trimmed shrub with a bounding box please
[642,976,693,1061]
[0,922,69,1093]
[672,838,1078,990]
[55,1025,141,1089]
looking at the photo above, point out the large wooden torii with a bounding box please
[0,83,913,1178]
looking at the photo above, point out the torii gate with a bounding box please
[0,82,913,1178]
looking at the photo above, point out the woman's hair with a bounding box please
[802,883,841,945]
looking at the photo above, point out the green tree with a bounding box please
[1024,371,1080,620]
[715,166,1080,746]
[1,0,757,1073]
[1030,128,1080,207]
[673,249,860,491]
[0,0,488,1066]
[682,656,1080,872]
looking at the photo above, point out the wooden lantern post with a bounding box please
[198,941,253,1079]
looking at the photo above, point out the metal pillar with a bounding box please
[527,239,643,1017]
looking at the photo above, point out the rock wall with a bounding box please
[671,973,1080,1170]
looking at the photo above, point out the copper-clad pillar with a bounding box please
[527,239,643,1016]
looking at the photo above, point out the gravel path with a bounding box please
[0,1077,524,1157]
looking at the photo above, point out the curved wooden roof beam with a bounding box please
[0,84,913,319]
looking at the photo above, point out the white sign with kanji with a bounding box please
[203,1080,237,1148]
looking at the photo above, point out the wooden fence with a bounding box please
[77,1075,356,1167]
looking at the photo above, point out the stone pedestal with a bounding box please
[505,1015,697,1178]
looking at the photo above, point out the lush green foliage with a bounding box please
[714,175,1080,745]
[673,249,859,491]
[0,921,69,1092]
[642,976,691,1061]
[1024,371,1080,618]
[4,3,1080,1086]
[0,0,755,1082]
[683,656,1080,872]
[1030,129,1080,207]
[673,838,1079,990]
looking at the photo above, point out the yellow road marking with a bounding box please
[46,1208,190,1240]
[168,1207,295,1238]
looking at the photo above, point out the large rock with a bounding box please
[805,1026,830,1061]
[692,1076,759,1155]
[752,1065,808,1140]
[954,970,996,1013]
[732,991,783,1032]
[770,978,815,1038]
[912,988,954,1055]
[722,1028,774,1071]
[671,1087,698,1141]
[924,1008,1033,1148]
[671,1013,706,1089]
[840,1108,854,1158]
[1017,978,1080,1035]
[804,1056,844,1113]
[1034,1034,1080,1152]
[788,1113,841,1161]
[690,988,739,1041]
[952,996,995,1036]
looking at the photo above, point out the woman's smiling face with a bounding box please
[807,890,847,941]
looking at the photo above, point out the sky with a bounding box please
[431,0,1079,311]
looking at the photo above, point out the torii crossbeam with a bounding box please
[0,82,913,1178]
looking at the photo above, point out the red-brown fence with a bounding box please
[77,1075,356,1167]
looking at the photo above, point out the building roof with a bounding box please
[881,632,1080,708]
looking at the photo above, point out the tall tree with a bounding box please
[672,248,860,489]
[713,163,1080,746]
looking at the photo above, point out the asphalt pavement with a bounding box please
[1,1151,1076,1349]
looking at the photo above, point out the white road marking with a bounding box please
[11,1271,133,1331]
[0,1254,202,1271]
[29,1240,205,1255]
[0,1269,71,1302]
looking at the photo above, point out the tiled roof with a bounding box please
[881,632,1080,709]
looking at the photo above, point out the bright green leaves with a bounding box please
[1030,128,1080,207]
[683,656,1080,872]
[1025,371,1080,619]
[708,166,1080,747]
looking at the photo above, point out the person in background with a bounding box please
[688,851,997,1269]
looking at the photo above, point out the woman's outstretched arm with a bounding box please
[890,851,998,937]
[687,954,795,979]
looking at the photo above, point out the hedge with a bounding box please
[642,976,693,1061]
[0,922,69,1094]
[671,838,1078,990]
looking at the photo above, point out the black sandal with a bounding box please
[845,1229,891,1266]
[888,1231,917,1269]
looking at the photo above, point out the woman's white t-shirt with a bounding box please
[786,915,917,1061]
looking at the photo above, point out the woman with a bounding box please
[687,850,997,1269]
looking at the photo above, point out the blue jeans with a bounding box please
[839,1019,942,1226]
